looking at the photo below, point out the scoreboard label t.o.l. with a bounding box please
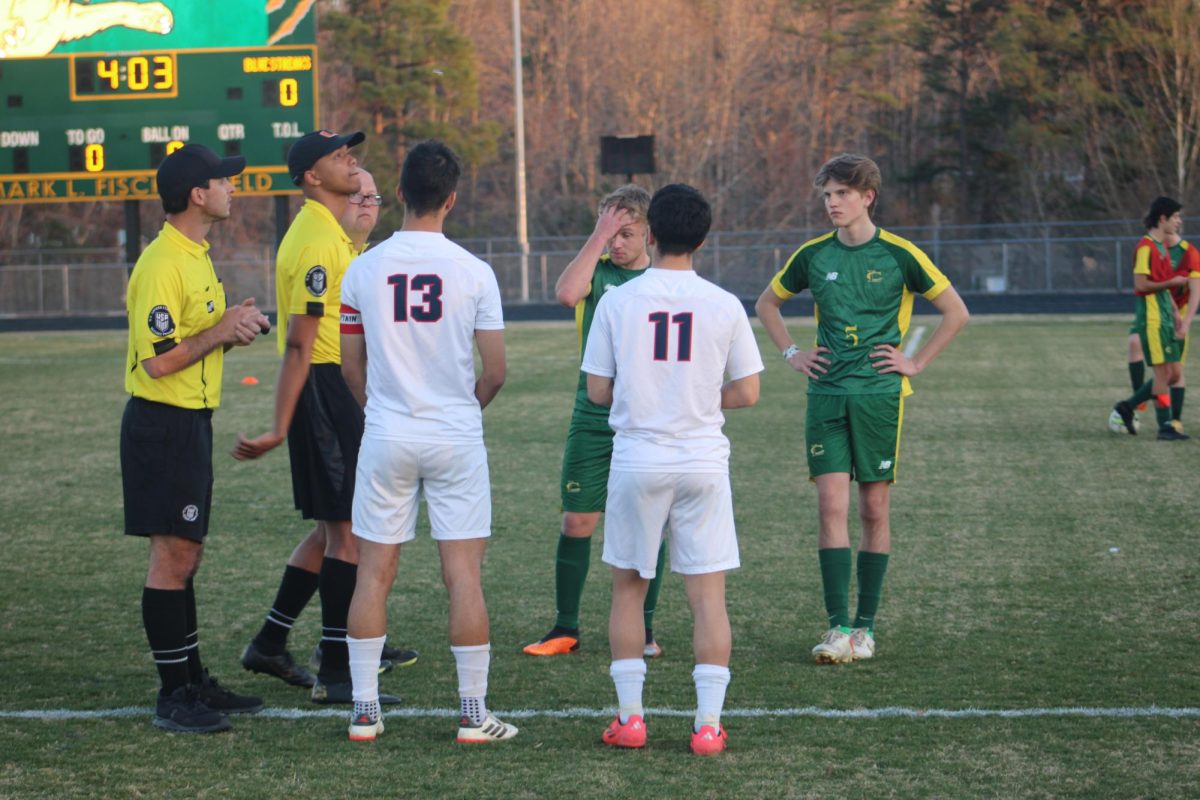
[0,0,318,204]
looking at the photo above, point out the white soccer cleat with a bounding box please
[456,713,518,743]
[850,628,875,660]
[812,628,855,664]
[348,711,384,741]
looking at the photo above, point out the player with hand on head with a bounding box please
[340,140,515,744]
[1112,197,1191,441]
[755,153,968,665]
[584,184,763,755]
[523,185,669,660]
[234,130,401,704]
[122,143,270,733]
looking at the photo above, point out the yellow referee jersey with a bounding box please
[125,222,227,409]
[275,198,357,364]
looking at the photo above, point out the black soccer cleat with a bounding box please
[310,643,401,673]
[241,640,316,688]
[311,673,402,705]
[1114,401,1138,435]
[195,669,264,714]
[1157,426,1190,441]
[153,685,231,734]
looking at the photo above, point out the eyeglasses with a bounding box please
[349,193,384,207]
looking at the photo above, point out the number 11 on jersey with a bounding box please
[649,311,693,361]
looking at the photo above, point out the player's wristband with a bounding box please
[782,344,799,359]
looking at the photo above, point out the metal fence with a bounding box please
[0,218,1183,317]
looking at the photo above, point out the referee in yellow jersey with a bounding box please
[122,144,271,733]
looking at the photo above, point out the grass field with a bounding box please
[1,318,1198,799]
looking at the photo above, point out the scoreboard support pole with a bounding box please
[124,200,141,271]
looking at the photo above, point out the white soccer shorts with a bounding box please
[602,470,740,578]
[352,436,492,545]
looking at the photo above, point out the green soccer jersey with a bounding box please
[572,256,648,417]
[769,228,951,396]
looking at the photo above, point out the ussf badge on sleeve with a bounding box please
[305,266,328,297]
[148,305,175,337]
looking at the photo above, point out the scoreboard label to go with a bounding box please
[0,45,318,204]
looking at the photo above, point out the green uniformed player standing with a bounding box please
[121,144,271,732]
[523,185,669,658]
[755,153,969,665]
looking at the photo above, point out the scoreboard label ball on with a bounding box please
[0,0,319,204]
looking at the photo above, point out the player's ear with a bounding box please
[444,191,457,214]
[693,238,706,253]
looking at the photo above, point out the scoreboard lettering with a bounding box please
[0,45,318,204]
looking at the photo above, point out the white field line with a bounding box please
[903,325,926,359]
[2,705,1198,721]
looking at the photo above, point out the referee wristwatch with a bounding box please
[782,344,799,359]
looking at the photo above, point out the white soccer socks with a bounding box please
[692,663,731,732]
[452,643,491,724]
[610,658,648,724]
[347,634,386,712]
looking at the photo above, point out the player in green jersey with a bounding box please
[523,185,669,658]
[755,154,969,664]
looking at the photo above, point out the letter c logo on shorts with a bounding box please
[182,504,199,522]
[809,444,825,457]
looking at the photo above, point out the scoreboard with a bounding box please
[0,45,317,204]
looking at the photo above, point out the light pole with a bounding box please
[512,0,530,302]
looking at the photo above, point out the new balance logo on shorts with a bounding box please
[878,460,892,470]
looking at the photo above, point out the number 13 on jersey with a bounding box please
[389,273,443,322]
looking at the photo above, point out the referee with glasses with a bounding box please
[122,143,270,733]
[235,131,406,705]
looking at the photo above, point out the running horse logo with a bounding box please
[0,1,174,58]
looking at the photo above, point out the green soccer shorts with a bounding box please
[559,414,616,513]
[1137,323,1182,366]
[805,393,903,483]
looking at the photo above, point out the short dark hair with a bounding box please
[1144,196,1182,230]
[161,188,193,215]
[647,184,711,256]
[400,140,461,216]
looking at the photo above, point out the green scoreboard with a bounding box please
[0,1,318,204]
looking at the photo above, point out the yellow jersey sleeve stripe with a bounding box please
[878,229,951,300]
[770,232,835,299]
[1133,245,1151,276]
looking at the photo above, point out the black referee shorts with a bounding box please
[287,363,364,522]
[120,397,213,542]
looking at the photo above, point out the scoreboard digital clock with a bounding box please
[0,45,318,204]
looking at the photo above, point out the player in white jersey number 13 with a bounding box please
[338,141,516,745]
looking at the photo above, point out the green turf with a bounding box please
[1,318,1197,798]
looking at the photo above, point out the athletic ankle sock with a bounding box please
[142,587,190,694]
[317,557,357,679]
[1171,386,1185,421]
[353,698,381,721]
[553,534,591,630]
[347,634,385,705]
[642,540,667,630]
[610,658,646,724]
[1128,379,1155,407]
[1129,361,1145,392]
[692,664,731,732]
[183,578,203,684]
[254,565,320,654]
[818,548,852,629]
[853,551,890,630]
[1156,393,1173,430]
[452,643,491,725]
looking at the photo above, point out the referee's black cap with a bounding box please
[156,144,246,204]
[288,129,366,186]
